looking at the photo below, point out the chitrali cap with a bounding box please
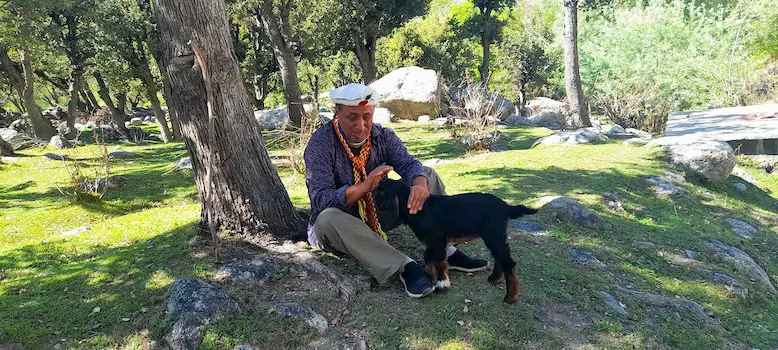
[329,83,380,106]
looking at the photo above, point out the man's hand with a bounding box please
[345,165,392,207]
[408,177,430,215]
[365,165,393,191]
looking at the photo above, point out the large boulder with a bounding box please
[49,135,73,150]
[166,279,241,350]
[537,196,606,228]
[369,66,442,120]
[0,135,14,156]
[254,106,291,130]
[648,139,736,183]
[532,128,608,147]
[129,117,144,126]
[527,97,568,116]
[0,128,34,150]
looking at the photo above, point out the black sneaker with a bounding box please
[399,262,435,298]
[447,250,489,272]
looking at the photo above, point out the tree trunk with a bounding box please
[0,49,57,139]
[251,20,269,110]
[256,0,303,127]
[153,0,305,238]
[116,92,127,120]
[66,67,83,131]
[161,69,182,140]
[563,0,591,128]
[79,88,95,112]
[134,46,172,142]
[94,72,131,139]
[85,85,101,110]
[353,35,377,84]
[477,6,494,86]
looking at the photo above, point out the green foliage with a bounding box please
[579,0,775,132]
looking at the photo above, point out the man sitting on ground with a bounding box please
[304,83,488,298]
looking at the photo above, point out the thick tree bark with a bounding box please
[153,0,305,238]
[0,49,57,139]
[563,0,591,128]
[94,72,131,139]
[255,0,303,127]
[66,68,83,130]
[116,92,127,119]
[251,19,270,110]
[353,35,377,84]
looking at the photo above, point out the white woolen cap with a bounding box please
[329,83,380,106]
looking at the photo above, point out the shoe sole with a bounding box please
[448,264,490,273]
[399,274,435,298]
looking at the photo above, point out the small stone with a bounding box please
[633,241,656,248]
[600,291,627,315]
[234,346,254,350]
[727,218,757,239]
[684,250,696,259]
[489,143,509,152]
[647,177,684,198]
[457,320,465,326]
[121,318,130,322]
[92,307,101,313]
[61,226,90,236]
[417,115,431,123]
[509,221,548,236]
[108,150,136,160]
[732,183,747,194]
[570,248,605,267]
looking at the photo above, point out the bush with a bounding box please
[56,133,112,201]
[446,83,503,151]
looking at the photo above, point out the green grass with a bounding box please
[2,122,777,349]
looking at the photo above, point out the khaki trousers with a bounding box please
[315,166,446,284]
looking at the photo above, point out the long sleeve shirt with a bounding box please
[304,121,426,246]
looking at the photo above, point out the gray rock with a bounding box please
[61,226,90,236]
[447,86,515,121]
[509,221,548,236]
[254,106,291,130]
[166,278,241,350]
[42,153,69,161]
[504,115,530,126]
[648,139,736,183]
[604,124,626,135]
[173,156,193,171]
[527,111,562,128]
[625,128,652,139]
[417,115,431,123]
[489,143,509,152]
[727,218,757,239]
[273,302,328,334]
[662,170,686,184]
[130,117,144,126]
[614,285,720,328]
[49,135,73,150]
[732,183,747,194]
[527,97,567,117]
[108,150,136,159]
[697,269,748,298]
[570,248,605,267]
[685,250,697,259]
[215,256,276,286]
[537,196,606,228]
[234,346,254,350]
[0,328,22,350]
[600,291,628,315]
[704,241,777,295]
[647,177,684,198]
[532,128,608,147]
[623,137,650,146]
[732,166,759,186]
[370,66,441,120]
[601,192,624,211]
[633,241,656,248]
[0,128,35,150]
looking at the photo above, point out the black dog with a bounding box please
[377,179,537,304]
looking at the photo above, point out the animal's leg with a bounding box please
[423,247,438,284]
[487,263,503,285]
[429,240,450,293]
[483,229,520,304]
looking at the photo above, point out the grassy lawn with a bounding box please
[1,121,777,349]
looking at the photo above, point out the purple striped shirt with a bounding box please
[304,121,426,246]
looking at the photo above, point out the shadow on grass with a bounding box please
[0,221,201,349]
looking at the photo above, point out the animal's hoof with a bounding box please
[435,279,451,293]
[487,273,504,285]
[504,294,518,304]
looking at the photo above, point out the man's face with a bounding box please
[336,104,374,144]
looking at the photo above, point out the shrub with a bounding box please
[446,82,504,151]
[55,133,112,201]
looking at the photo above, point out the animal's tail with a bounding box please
[508,204,538,219]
